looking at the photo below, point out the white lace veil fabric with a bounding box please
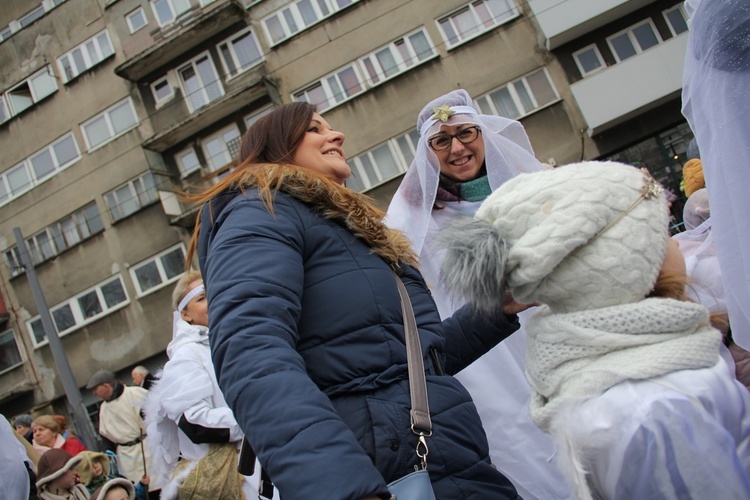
[682,0,750,347]
[386,89,544,255]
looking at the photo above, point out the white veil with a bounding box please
[682,0,750,347]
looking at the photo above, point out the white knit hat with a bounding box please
[441,161,669,313]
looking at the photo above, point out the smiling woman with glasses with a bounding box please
[387,89,570,500]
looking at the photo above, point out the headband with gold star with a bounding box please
[431,104,455,122]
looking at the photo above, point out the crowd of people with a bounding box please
[5,1,750,498]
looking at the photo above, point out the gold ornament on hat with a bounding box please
[431,104,455,122]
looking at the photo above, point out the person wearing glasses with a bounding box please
[387,89,569,500]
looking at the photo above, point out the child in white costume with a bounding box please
[440,161,750,499]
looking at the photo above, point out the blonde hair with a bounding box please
[32,415,61,434]
[171,270,203,311]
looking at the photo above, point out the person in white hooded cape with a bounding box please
[144,271,266,499]
[386,89,569,499]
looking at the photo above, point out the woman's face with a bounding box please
[180,279,209,327]
[32,424,57,447]
[92,461,104,477]
[291,113,350,185]
[430,120,485,182]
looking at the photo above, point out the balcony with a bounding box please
[114,0,246,82]
[528,0,654,49]
[570,32,687,136]
[142,65,274,153]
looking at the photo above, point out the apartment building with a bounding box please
[0,0,691,427]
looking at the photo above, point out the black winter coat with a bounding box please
[198,187,520,499]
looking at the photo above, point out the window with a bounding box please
[130,244,186,296]
[262,0,361,45]
[663,4,688,36]
[177,53,224,113]
[217,27,264,78]
[5,202,103,274]
[202,125,241,171]
[2,66,57,118]
[0,133,81,207]
[474,68,559,119]
[105,171,159,222]
[58,30,115,83]
[359,28,436,86]
[151,0,191,27]
[151,76,175,106]
[175,147,202,177]
[81,98,138,151]
[20,6,45,28]
[607,20,662,62]
[573,44,606,76]
[26,275,130,347]
[293,28,436,112]
[438,0,518,48]
[347,129,420,191]
[0,330,22,373]
[126,8,148,34]
[244,105,274,128]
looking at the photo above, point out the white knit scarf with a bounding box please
[525,298,722,431]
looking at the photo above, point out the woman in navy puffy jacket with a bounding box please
[186,102,522,499]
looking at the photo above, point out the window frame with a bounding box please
[201,124,242,172]
[175,146,202,177]
[262,0,361,47]
[151,75,175,107]
[663,3,689,37]
[217,26,265,80]
[126,7,149,34]
[80,98,139,151]
[437,0,520,49]
[357,28,438,87]
[347,128,419,192]
[104,171,159,222]
[26,274,130,348]
[474,67,560,120]
[150,0,192,28]
[573,43,606,76]
[176,52,224,113]
[0,329,23,374]
[3,66,58,117]
[57,29,115,83]
[129,243,186,297]
[606,19,663,63]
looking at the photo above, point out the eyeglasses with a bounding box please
[428,126,482,151]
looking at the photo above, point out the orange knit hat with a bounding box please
[683,159,705,197]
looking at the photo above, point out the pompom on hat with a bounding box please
[440,161,669,314]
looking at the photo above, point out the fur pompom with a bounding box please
[437,217,509,316]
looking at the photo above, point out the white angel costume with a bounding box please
[386,89,569,499]
[682,0,750,348]
[145,299,266,499]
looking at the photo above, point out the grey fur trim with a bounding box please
[437,218,509,316]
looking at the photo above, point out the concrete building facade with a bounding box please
[0,0,691,433]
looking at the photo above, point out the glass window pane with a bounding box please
[52,304,76,332]
[576,48,603,74]
[84,115,111,148]
[338,67,362,97]
[36,231,56,260]
[196,57,223,104]
[128,9,147,32]
[85,40,100,65]
[83,203,104,233]
[30,319,46,344]
[0,330,22,372]
[610,33,637,61]
[178,149,200,174]
[153,79,172,101]
[474,1,494,29]
[266,15,285,43]
[220,44,237,76]
[327,75,343,102]
[633,23,659,51]
[396,41,412,67]
[97,33,114,58]
[526,70,556,107]
[283,8,299,34]
[8,84,33,114]
[8,164,32,194]
[396,135,414,165]
[232,32,262,71]
[336,0,352,7]
[372,144,400,179]
[316,0,329,16]
[297,0,317,26]
[453,9,478,40]
[71,48,86,76]
[514,81,534,113]
[358,155,377,185]
[30,149,56,180]
[53,135,78,166]
[101,279,127,307]
[30,71,57,100]
[666,9,688,35]
[153,0,174,25]
[137,173,157,205]
[376,48,399,78]
[135,261,161,292]
[490,86,519,118]
[180,65,206,110]
[78,291,103,319]
[347,166,365,191]
[409,31,433,61]
[161,248,185,280]
[110,101,136,135]
[305,84,329,110]
[60,56,75,81]
[114,184,138,218]
[439,19,458,46]
[51,224,66,251]
[486,0,514,22]
[61,216,81,246]
[362,57,380,84]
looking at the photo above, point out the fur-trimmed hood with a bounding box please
[207,163,416,269]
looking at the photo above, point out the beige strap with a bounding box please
[394,275,432,436]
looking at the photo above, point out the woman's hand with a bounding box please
[503,292,538,316]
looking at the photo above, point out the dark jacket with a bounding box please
[198,187,520,499]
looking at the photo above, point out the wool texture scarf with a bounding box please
[525,298,722,431]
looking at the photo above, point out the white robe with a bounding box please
[420,201,571,500]
[550,355,750,498]
[98,385,156,490]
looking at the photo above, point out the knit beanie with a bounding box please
[440,161,669,313]
[682,158,705,197]
[36,448,83,489]
[76,450,111,486]
[91,478,135,500]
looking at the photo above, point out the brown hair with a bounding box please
[184,102,315,269]
[32,415,62,434]
[648,271,727,331]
